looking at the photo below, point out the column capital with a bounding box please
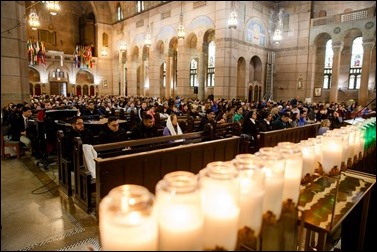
[362,40,375,51]
[332,41,344,53]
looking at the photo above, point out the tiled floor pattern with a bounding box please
[1,155,100,251]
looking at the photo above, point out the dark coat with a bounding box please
[10,116,28,141]
[258,119,273,132]
[98,126,127,144]
[130,122,159,140]
[62,128,95,160]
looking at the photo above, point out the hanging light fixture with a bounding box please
[45,1,60,16]
[28,9,40,30]
[271,3,283,44]
[119,41,127,52]
[227,1,238,29]
[177,2,185,39]
[144,24,152,47]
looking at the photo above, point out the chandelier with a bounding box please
[227,1,238,29]
[144,24,152,47]
[177,2,185,39]
[270,5,284,44]
[26,1,60,30]
[28,9,40,30]
[45,1,60,16]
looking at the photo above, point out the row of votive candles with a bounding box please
[99,149,301,251]
[99,117,376,251]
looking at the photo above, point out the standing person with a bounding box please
[98,116,127,144]
[62,116,95,161]
[130,114,159,139]
[9,106,33,155]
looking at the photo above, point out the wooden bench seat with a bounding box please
[71,131,205,213]
[94,136,241,212]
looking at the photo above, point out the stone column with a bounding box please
[329,41,344,103]
[165,51,171,99]
[358,41,375,106]
[196,42,205,101]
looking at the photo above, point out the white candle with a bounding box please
[158,205,204,250]
[155,171,204,251]
[255,150,285,220]
[199,162,240,251]
[233,157,265,236]
[320,134,343,174]
[278,146,303,205]
[99,185,158,251]
[299,140,316,178]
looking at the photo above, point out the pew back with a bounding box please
[95,136,240,210]
[259,122,320,148]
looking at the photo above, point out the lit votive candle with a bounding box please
[254,150,285,220]
[155,171,204,251]
[233,154,265,236]
[320,133,343,174]
[199,161,240,251]
[99,185,158,251]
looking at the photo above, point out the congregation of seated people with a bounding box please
[2,93,375,159]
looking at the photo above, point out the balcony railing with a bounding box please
[311,6,375,27]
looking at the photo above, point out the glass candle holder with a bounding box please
[298,140,316,180]
[254,149,285,220]
[232,154,265,236]
[99,184,158,251]
[320,133,343,175]
[277,145,303,206]
[199,161,240,251]
[155,171,204,251]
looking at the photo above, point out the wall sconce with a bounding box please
[101,47,108,57]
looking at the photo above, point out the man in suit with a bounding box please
[10,106,33,154]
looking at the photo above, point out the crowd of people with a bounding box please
[1,93,375,159]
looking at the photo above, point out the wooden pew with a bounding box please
[238,122,321,154]
[94,136,241,211]
[56,130,73,196]
[203,121,242,141]
[72,131,204,213]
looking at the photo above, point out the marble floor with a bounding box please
[1,155,101,251]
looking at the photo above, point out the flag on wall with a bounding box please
[73,45,93,69]
[27,39,46,66]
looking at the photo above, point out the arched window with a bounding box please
[190,59,198,87]
[116,3,123,21]
[102,32,109,47]
[207,41,216,87]
[136,1,144,13]
[348,37,363,90]
[323,39,333,89]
